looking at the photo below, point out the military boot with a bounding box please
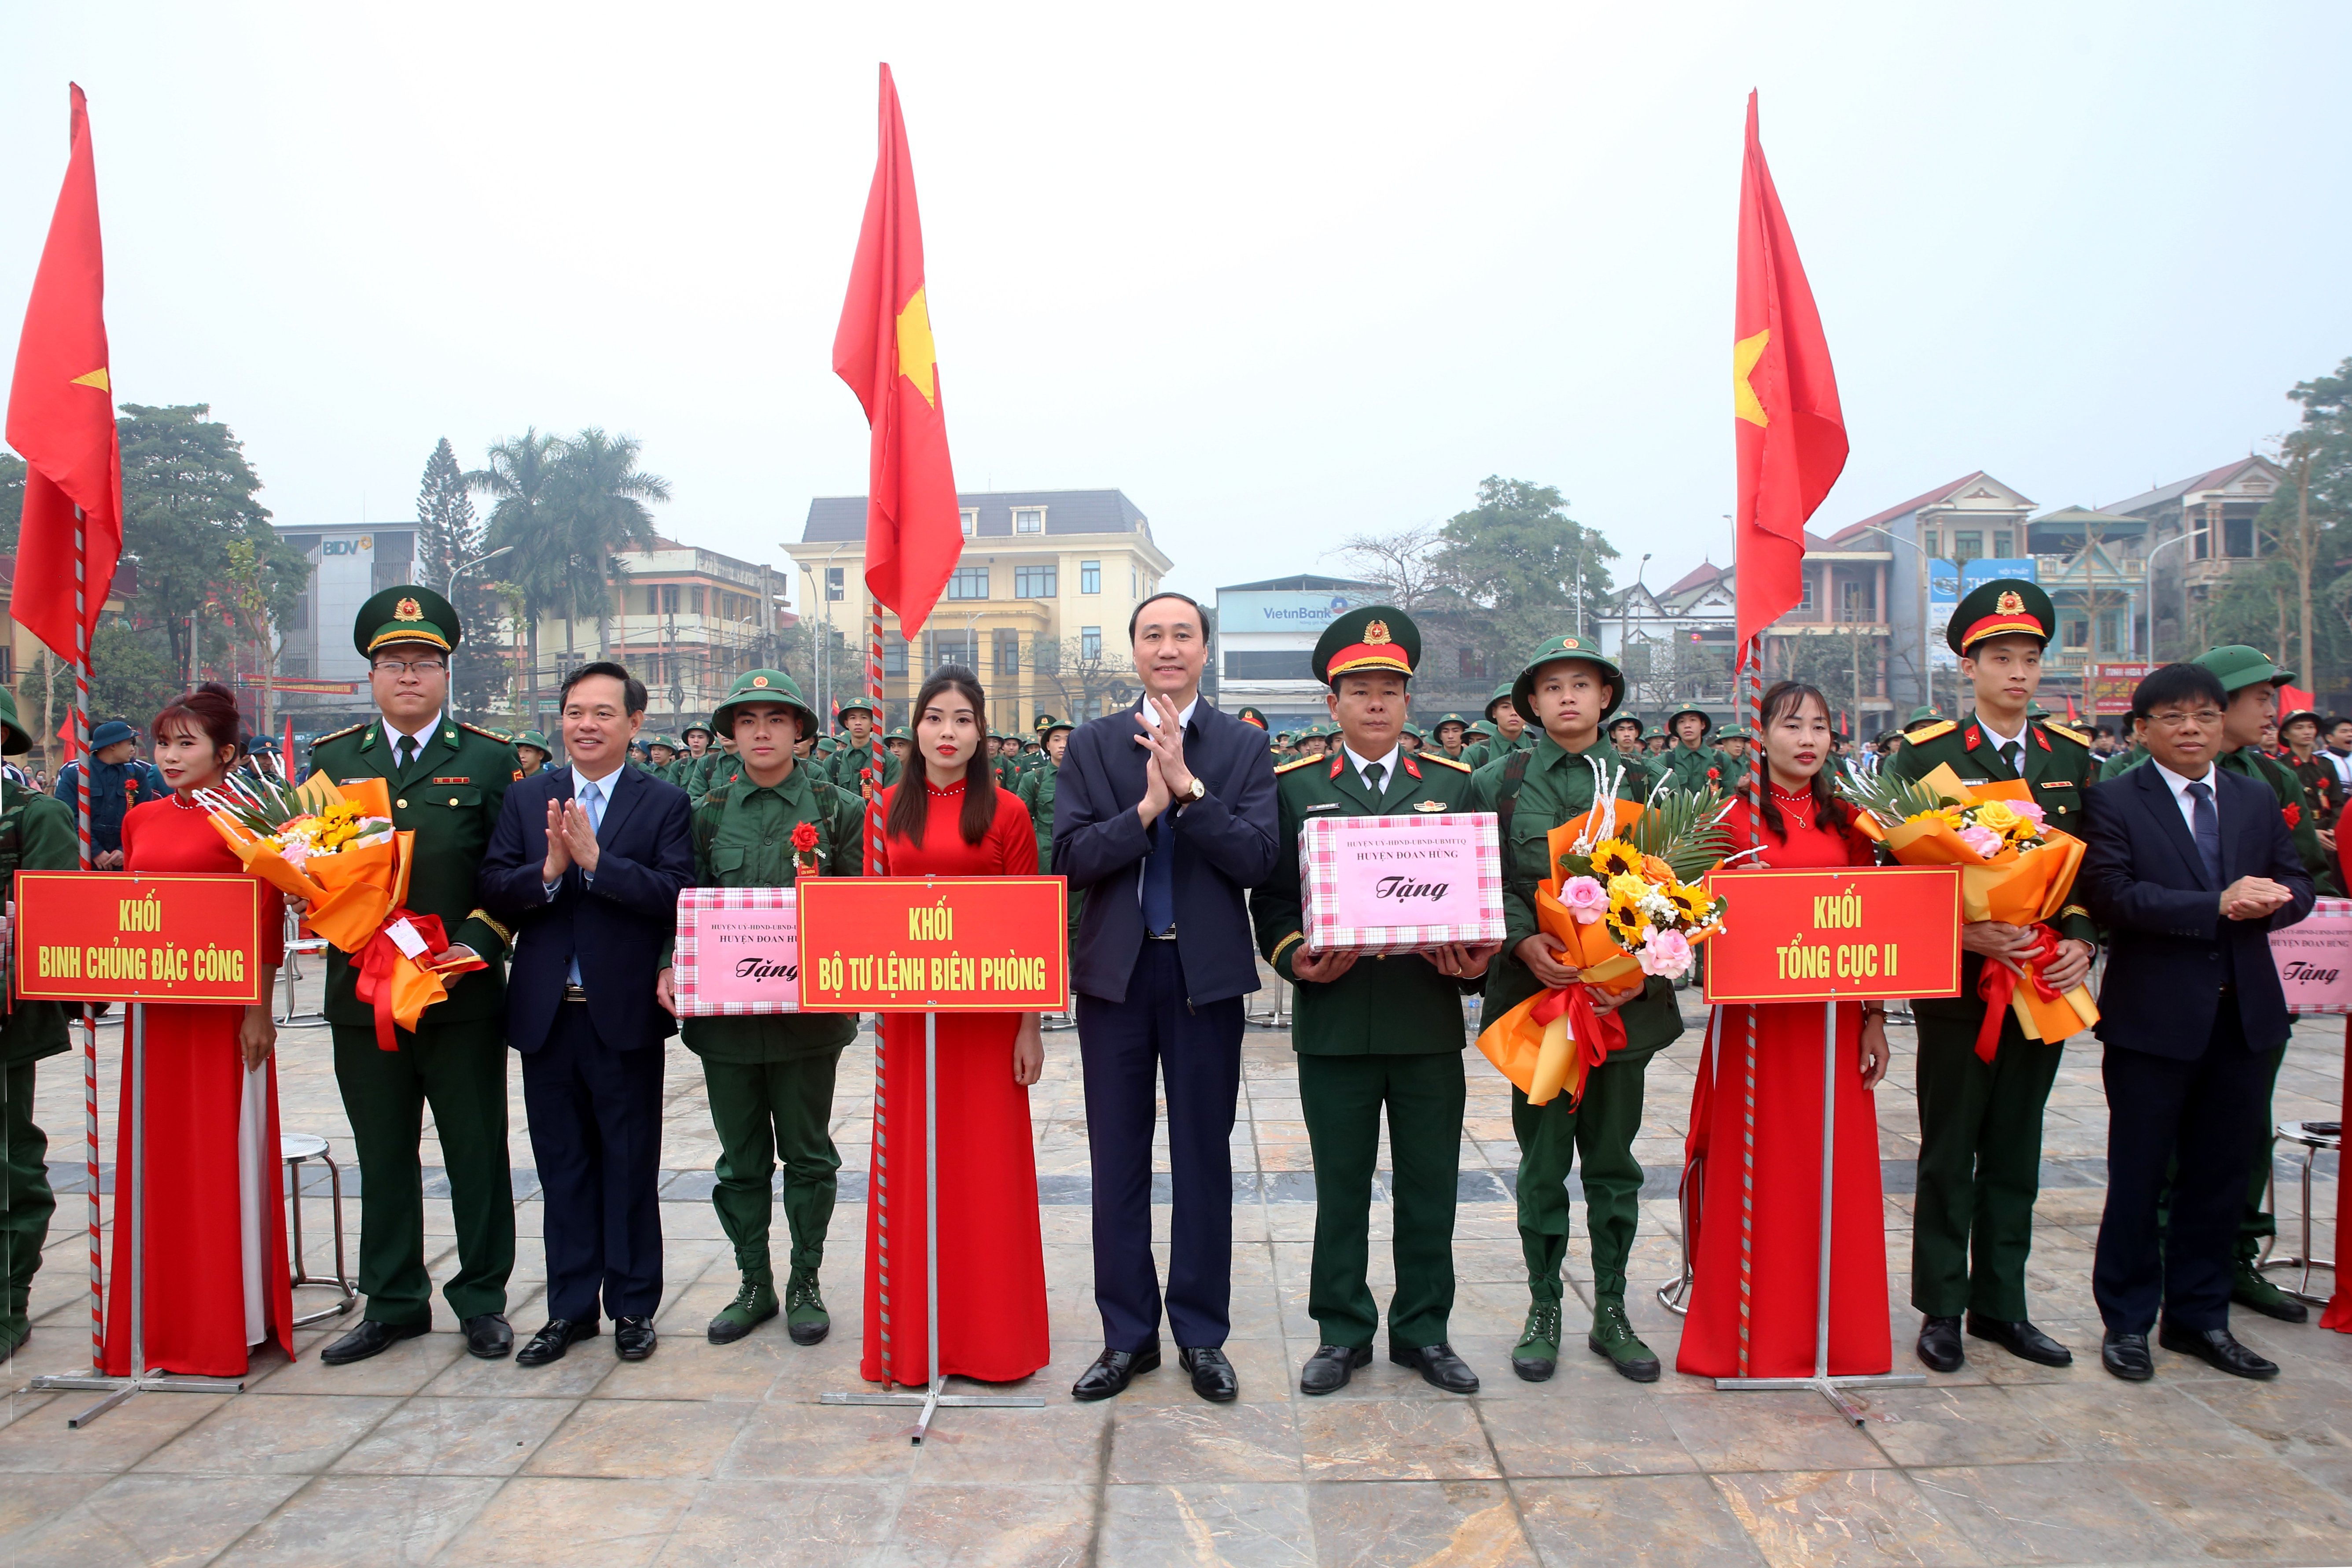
[1587,1298,1661,1382]
[785,1268,831,1345]
[2232,1262,2309,1324]
[707,1267,779,1345]
[1510,1299,1562,1382]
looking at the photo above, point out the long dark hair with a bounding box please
[1753,681,1855,845]
[151,682,242,783]
[887,664,997,847]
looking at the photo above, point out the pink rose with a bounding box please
[2009,801,2047,827]
[1957,824,2004,858]
[1561,876,1610,924]
[1639,928,1693,979]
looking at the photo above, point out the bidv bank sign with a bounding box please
[1218,591,1366,635]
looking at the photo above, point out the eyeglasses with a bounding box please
[2144,709,2223,729]
[371,659,447,677]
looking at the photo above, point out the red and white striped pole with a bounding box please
[71,505,101,1371]
[1734,636,1764,1377]
[866,596,892,1385]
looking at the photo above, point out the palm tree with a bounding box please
[544,430,670,658]
[468,428,564,718]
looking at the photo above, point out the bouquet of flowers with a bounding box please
[1477,757,1734,1108]
[200,770,484,1048]
[1840,761,2098,1056]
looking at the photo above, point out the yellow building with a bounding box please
[786,490,1175,734]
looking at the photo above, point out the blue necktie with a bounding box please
[566,779,604,986]
[2186,779,2222,885]
[1141,808,1176,936]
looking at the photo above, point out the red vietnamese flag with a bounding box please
[6,84,123,663]
[833,64,961,635]
[1732,92,1847,649]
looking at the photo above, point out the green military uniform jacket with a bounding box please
[1612,744,1660,795]
[1656,743,1729,794]
[2098,743,2340,896]
[1,784,78,1066]
[1251,747,1482,1052]
[1463,728,1535,775]
[1470,732,1683,1063]
[827,738,902,795]
[1016,761,1061,872]
[306,716,520,1029]
[679,766,862,1063]
[1888,716,2100,1017]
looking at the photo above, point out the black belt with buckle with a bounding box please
[1145,927,1178,942]
[563,984,589,1002]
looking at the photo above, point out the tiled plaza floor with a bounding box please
[1,965,2344,1566]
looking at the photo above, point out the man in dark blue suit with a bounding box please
[482,661,695,1367]
[1054,593,1280,1402]
[2080,662,2313,1383]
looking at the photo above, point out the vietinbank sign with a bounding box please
[1218,591,1364,633]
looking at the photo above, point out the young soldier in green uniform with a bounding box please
[1606,713,1653,791]
[830,696,901,802]
[313,587,524,1365]
[1658,705,1728,793]
[1296,726,1329,759]
[0,692,78,1358]
[663,670,860,1345]
[1463,683,1530,771]
[673,718,713,788]
[1250,609,1493,1394]
[1470,636,1681,1382]
[1886,580,2096,1372]
[1430,714,1471,762]
[1715,725,1751,776]
[2094,644,2333,1323]
[1017,716,1074,870]
[515,730,555,774]
[883,726,913,769]
[1461,719,1494,760]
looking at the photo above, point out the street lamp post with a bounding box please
[1623,552,1651,709]
[446,545,514,721]
[2143,531,2190,666]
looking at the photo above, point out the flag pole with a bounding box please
[1734,636,1763,1377]
[866,595,891,1387]
[70,503,99,1373]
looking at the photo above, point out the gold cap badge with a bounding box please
[1996,590,2024,615]
[1564,637,1580,650]
[395,596,422,621]
[751,674,769,688]
[1363,619,1390,645]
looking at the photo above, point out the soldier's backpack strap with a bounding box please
[1493,748,1534,840]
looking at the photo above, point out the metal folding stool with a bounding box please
[276,907,329,1027]
[282,1132,358,1326]
[2258,1119,2341,1307]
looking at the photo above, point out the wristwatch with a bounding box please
[1178,777,1207,807]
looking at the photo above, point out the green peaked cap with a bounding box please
[1947,578,2054,656]
[354,584,461,657]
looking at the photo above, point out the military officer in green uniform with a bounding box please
[2093,644,2334,1323]
[1658,705,1728,793]
[515,730,555,774]
[1236,705,1272,747]
[664,670,859,1345]
[313,586,524,1365]
[1250,608,1493,1395]
[0,691,78,1358]
[1886,580,2096,1373]
[1470,636,1682,1383]
[1017,714,1074,867]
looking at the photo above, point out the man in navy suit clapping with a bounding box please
[2080,662,2314,1383]
[482,661,695,1368]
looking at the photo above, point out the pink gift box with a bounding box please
[673,887,801,1016]
[1299,811,1507,956]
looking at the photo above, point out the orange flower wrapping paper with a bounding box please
[1853,763,2098,1048]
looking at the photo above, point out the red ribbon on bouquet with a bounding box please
[1531,975,1628,1078]
[353,909,487,1051]
[1973,922,2062,1062]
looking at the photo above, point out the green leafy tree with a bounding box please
[544,428,670,657]
[87,618,181,736]
[1428,477,1618,672]
[116,404,309,677]
[471,428,563,715]
[414,438,503,716]
[0,449,25,548]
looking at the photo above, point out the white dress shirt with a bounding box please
[1977,715,2028,772]
[382,711,441,764]
[2150,756,2222,840]
[544,758,629,900]
[1134,691,1203,906]
[1339,741,1400,796]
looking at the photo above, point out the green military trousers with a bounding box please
[331,1021,515,1327]
[1910,1013,2063,1320]
[1511,1055,1647,1304]
[2236,1044,2287,1266]
[701,1054,841,1274]
[1300,1052,1465,1351]
[3,1062,55,1348]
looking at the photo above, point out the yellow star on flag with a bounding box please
[895,287,937,408]
[70,366,109,392]
[1733,329,1769,427]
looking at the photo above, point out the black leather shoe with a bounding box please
[515,1318,599,1368]
[1391,1342,1480,1394]
[1299,1343,1372,1395]
[320,1318,429,1366]
[1916,1314,1964,1373]
[1966,1313,2071,1367]
[614,1316,657,1361]
[462,1314,513,1360]
[2101,1329,2153,1382]
[2157,1321,2278,1380]
[1178,1346,1239,1402]
[1071,1346,1160,1401]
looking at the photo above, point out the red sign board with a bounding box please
[796,876,1067,1012]
[1701,866,1963,1005]
[15,871,265,1005]
[2089,663,2155,716]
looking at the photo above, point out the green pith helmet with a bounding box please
[1236,705,1269,731]
[885,726,912,744]
[1402,722,1426,740]
[1274,730,1294,744]
[353,584,461,658]
[514,730,550,753]
[1509,634,1626,724]
[1715,724,1749,744]
[1483,681,1518,722]
[815,736,839,755]
[1431,712,1470,739]
[836,696,877,724]
[711,669,818,738]
[1312,606,1420,686]
[1666,703,1713,737]
[1904,706,1947,732]
[680,718,714,742]
[1947,578,2054,656]
[648,734,679,753]
[2193,644,2296,694]
[1465,719,1495,740]
[0,688,31,755]
[1607,713,1644,738]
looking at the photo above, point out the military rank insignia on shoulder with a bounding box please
[2041,721,2091,747]
[1421,752,1471,773]
[1906,719,1958,744]
[1274,754,1324,774]
[456,720,512,744]
[311,720,367,745]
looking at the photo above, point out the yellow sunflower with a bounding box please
[1588,839,1642,879]
[1667,883,1713,926]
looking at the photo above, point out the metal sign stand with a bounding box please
[1714,996,1921,1425]
[821,1012,1043,1443]
[33,1004,248,1424]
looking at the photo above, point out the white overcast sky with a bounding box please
[5,1,2347,616]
